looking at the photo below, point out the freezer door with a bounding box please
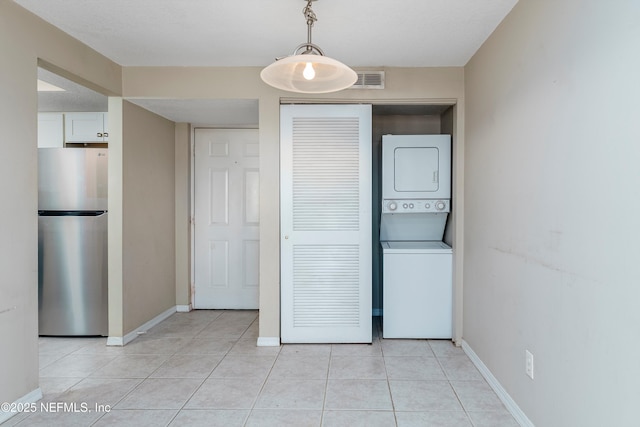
[38,212,108,336]
[38,148,108,211]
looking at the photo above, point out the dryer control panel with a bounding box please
[382,199,450,214]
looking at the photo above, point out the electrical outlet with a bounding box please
[525,350,534,379]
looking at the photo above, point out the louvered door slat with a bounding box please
[292,117,360,231]
[293,245,359,327]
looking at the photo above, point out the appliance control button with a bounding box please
[409,203,414,209]
[388,202,397,211]
[425,203,431,209]
[402,203,408,209]
[436,201,446,210]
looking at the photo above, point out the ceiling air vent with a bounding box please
[350,71,385,89]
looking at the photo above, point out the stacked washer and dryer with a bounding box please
[380,134,453,338]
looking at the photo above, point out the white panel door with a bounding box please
[194,129,259,309]
[281,104,372,343]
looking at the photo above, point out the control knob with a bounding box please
[388,202,397,211]
[435,201,446,211]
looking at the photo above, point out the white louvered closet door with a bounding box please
[281,104,372,343]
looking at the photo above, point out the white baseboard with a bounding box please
[107,306,177,346]
[176,304,192,312]
[106,336,123,346]
[461,340,534,427]
[257,337,280,347]
[0,387,43,424]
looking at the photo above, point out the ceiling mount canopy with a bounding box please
[260,0,357,94]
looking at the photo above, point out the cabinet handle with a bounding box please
[103,132,109,137]
[97,133,103,137]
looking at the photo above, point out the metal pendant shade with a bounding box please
[260,0,357,94]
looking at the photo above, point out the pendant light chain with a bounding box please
[303,0,317,51]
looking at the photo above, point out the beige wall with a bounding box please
[464,0,640,425]
[175,123,191,307]
[123,66,466,341]
[122,101,176,333]
[0,1,121,407]
[108,97,125,337]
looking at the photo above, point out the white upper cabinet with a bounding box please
[64,112,108,143]
[37,113,64,148]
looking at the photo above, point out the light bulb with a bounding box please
[303,62,315,80]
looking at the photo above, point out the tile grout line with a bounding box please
[163,315,229,427]
[380,336,400,427]
[91,311,235,426]
[319,344,334,426]
[97,320,197,426]
[242,353,281,426]
[430,341,477,426]
[152,311,257,425]
[242,314,278,427]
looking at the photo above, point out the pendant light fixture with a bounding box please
[260,0,357,94]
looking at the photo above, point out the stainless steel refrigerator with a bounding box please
[38,148,108,336]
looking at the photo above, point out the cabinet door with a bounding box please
[37,113,64,148]
[64,112,106,142]
[280,104,372,343]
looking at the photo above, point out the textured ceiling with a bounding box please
[127,99,260,127]
[16,0,518,67]
[24,0,518,125]
[38,68,108,113]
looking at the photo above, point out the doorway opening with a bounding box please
[36,65,110,338]
[371,104,455,319]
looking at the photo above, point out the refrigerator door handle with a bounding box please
[38,210,106,217]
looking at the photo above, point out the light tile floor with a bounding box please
[2,311,519,426]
